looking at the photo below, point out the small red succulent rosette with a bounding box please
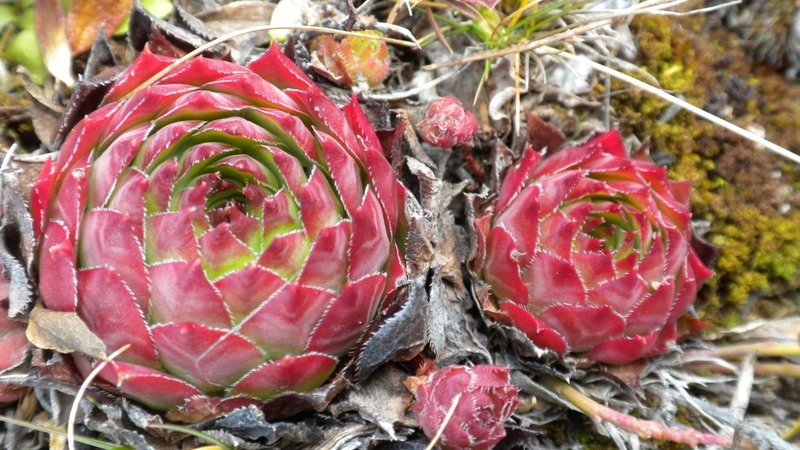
[417,96,478,148]
[311,32,391,88]
[473,131,713,365]
[411,365,520,450]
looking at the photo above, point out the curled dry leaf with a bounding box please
[25,305,106,359]
[357,277,427,382]
[35,0,74,86]
[67,0,134,55]
[193,1,276,57]
[0,161,37,317]
[128,1,230,59]
[203,404,325,445]
[331,366,415,438]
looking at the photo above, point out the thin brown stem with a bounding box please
[687,342,800,360]
[548,377,736,447]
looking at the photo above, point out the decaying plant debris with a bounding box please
[1,0,800,449]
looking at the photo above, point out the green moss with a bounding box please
[603,15,800,323]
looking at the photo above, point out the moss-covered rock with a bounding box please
[602,14,800,324]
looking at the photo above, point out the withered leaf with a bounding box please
[35,0,74,86]
[83,30,118,80]
[258,370,348,421]
[0,167,36,317]
[427,270,491,365]
[526,112,565,152]
[357,277,427,381]
[205,405,324,445]
[194,1,276,59]
[67,0,134,55]
[331,367,415,438]
[26,305,106,359]
[91,400,162,450]
[129,0,228,58]
[53,77,116,150]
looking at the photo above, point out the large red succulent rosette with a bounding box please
[473,131,712,365]
[31,43,406,419]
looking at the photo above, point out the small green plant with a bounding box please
[418,0,584,97]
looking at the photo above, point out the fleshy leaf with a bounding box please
[77,267,156,366]
[148,260,230,328]
[306,274,385,355]
[99,361,204,411]
[152,322,263,393]
[230,353,337,400]
[240,284,335,359]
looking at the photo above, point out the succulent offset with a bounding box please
[474,131,712,364]
[416,96,478,148]
[31,43,407,418]
[411,365,520,450]
[311,31,391,89]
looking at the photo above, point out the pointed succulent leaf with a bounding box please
[99,360,205,411]
[151,322,263,393]
[230,353,338,400]
[38,221,78,312]
[76,267,156,367]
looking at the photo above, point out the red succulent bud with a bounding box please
[417,96,478,148]
[411,365,520,450]
[473,131,713,365]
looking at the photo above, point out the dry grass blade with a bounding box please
[0,415,125,449]
[730,354,755,448]
[422,19,610,70]
[689,341,800,359]
[425,5,452,53]
[366,62,471,100]
[67,344,130,450]
[421,0,702,71]
[125,25,419,100]
[784,417,800,441]
[424,392,462,450]
[544,49,800,165]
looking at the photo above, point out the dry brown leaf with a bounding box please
[35,0,74,85]
[331,366,415,438]
[26,305,106,358]
[67,0,133,55]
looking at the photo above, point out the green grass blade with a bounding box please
[148,423,233,450]
[0,415,130,450]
